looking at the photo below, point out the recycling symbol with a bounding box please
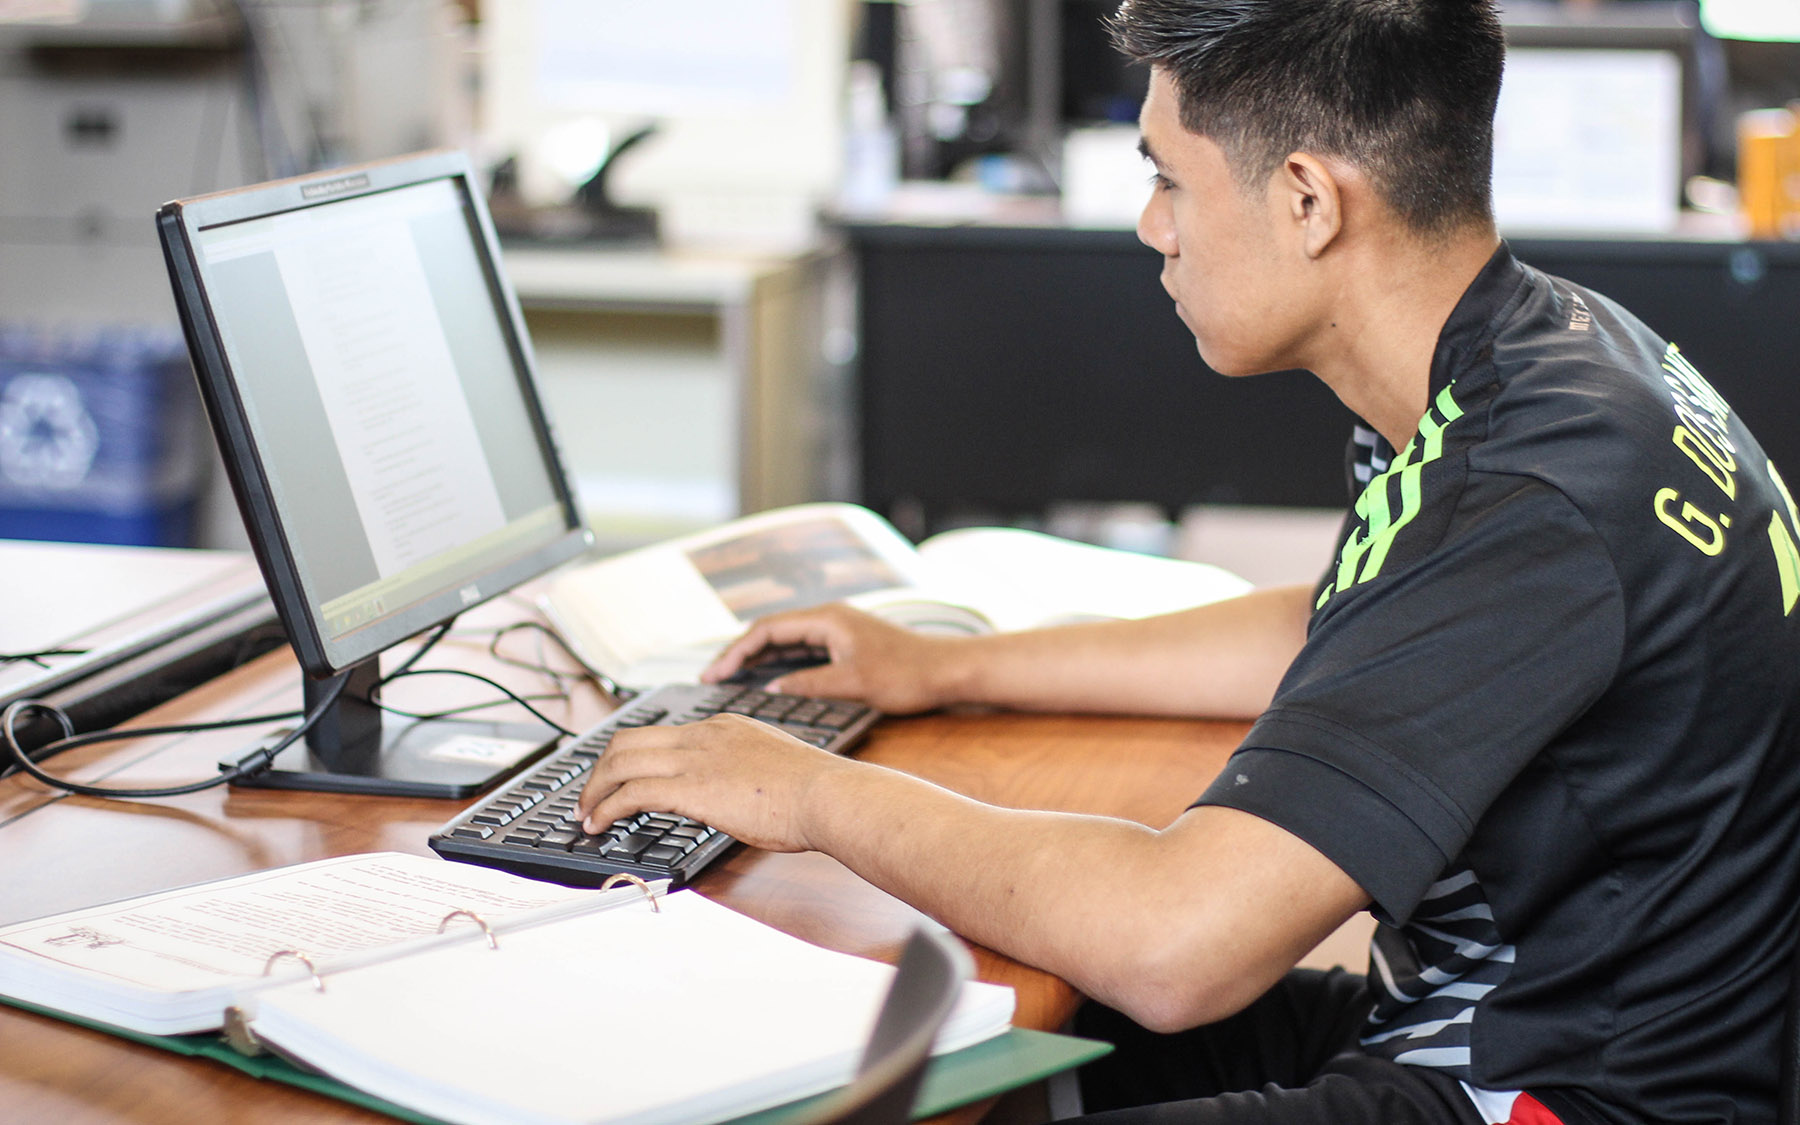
[0,372,100,489]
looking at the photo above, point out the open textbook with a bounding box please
[0,852,1036,1125]
[544,502,1252,688]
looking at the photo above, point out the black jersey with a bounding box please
[1197,245,1800,1124]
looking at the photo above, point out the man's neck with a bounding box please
[1303,227,1500,451]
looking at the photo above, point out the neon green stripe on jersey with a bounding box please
[1331,384,1466,598]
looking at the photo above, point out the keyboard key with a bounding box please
[571,831,620,855]
[639,844,686,867]
[816,706,864,731]
[607,831,660,858]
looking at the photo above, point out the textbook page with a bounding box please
[542,503,1254,686]
[914,526,1253,632]
[543,503,932,685]
[0,853,595,1034]
[247,889,1016,1125]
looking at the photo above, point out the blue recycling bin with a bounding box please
[0,326,206,547]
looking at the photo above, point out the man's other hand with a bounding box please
[700,603,962,714]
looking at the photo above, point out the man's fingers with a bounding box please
[581,776,686,833]
[576,726,687,819]
[702,624,776,682]
[765,665,845,698]
[702,609,856,683]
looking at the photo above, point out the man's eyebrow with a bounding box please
[1137,136,1160,165]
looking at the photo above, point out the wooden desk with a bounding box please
[0,604,1248,1124]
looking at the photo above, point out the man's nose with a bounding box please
[1137,189,1174,256]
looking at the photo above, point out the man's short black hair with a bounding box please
[1110,0,1504,235]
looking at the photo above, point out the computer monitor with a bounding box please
[156,150,594,798]
[479,0,849,249]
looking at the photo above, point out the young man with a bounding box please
[579,1,1800,1121]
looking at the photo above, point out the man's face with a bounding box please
[1136,70,1314,377]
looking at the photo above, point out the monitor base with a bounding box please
[224,717,557,799]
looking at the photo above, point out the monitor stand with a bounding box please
[224,661,558,798]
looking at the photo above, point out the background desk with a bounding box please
[849,224,1800,536]
[500,246,841,552]
[0,595,1252,1124]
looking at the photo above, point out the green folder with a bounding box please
[4,996,1109,1124]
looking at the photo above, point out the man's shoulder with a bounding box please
[1466,265,1685,492]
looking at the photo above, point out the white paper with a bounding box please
[0,853,592,996]
[249,890,1014,1125]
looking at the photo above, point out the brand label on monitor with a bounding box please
[301,173,371,200]
[426,735,540,767]
[459,584,480,606]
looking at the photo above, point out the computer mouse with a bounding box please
[721,644,832,688]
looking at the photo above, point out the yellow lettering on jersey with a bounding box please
[1767,460,1800,615]
[1655,488,1727,556]
[1769,520,1799,615]
[1672,424,1737,499]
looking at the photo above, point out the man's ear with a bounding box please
[1281,153,1344,259]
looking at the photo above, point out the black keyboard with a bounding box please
[428,683,878,887]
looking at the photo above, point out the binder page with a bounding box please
[248,889,1016,1125]
[0,853,595,1033]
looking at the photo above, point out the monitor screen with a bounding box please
[158,150,592,796]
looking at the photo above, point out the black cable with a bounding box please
[1,678,341,800]
[1,648,89,669]
[485,619,637,703]
[387,620,453,680]
[365,692,566,724]
[4,617,586,800]
[0,619,419,797]
[375,668,579,739]
[0,705,304,777]
[484,621,580,688]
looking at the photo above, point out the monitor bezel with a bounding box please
[158,149,593,679]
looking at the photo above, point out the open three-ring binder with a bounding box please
[0,853,1105,1125]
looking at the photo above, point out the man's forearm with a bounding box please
[930,583,1314,720]
[797,754,1366,1030]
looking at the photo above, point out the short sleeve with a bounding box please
[1197,472,1624,921]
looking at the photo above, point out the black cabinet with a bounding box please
[851,224,1800,532]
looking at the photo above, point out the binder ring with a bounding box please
[263,949,324,992]
[601,872,661,912]
[438,909,500,950]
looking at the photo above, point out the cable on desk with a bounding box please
[2,615,619,799]
[483,621,583,692]
[1,648,90,669]
[1,675,344,799]
[351,619,577,734]
[371,668,578,738]
[0,618,447,798]
[479,616,636,704]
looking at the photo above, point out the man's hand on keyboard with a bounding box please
[576,713,857,854]
[700,603,952,715]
